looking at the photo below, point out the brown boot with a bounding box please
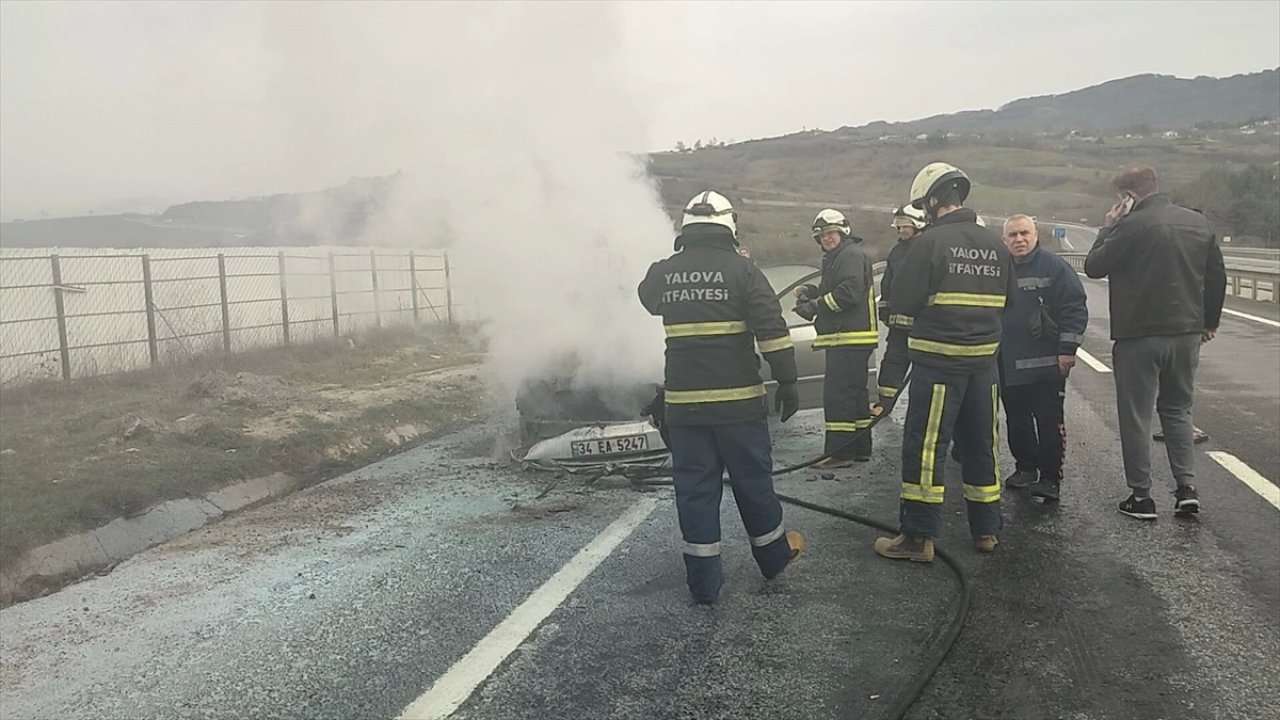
[974,535,999,553]
[812,456,855,470]
[873,534,934,563]
[786,530,805,562]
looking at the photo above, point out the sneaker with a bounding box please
[974,535,999,552]
[786,530,806,561]
[873,534,935,563]
[1153,427,1209,444]
[1174,486,1201,516]
[1118,494,1158,520]
[1005,469,1038,489]
[1029,477,1061,502]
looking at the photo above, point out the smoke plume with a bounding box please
[265,2,674,407]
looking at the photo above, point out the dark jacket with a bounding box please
[999,245,1089,386]
[811,238,878,349]
[889,208,1016,373]
[879,235,917,329]
[638,229,798,426]
[1084,194,1226,339]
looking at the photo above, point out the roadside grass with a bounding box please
[0,324,486,564]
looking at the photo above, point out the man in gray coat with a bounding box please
[1084,166,1226,520]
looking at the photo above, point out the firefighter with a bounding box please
[792,209,879,466]
[876,204,928,409]
[638,190,805,604]
[873,163,1016,562]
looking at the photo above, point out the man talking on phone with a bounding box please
[1084,166,1226,521]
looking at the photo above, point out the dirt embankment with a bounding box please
[0,326,490,603]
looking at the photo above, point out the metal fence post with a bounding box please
[217,253,232,353]
[328,252,340,338]
[408,251,420,325]
[278,251,291,346]
[49,254,72,380]
[141,254,159,367]
[444,251,454,326]
[370,249,381,328]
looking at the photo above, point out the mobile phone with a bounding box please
[1119,193,1135,216]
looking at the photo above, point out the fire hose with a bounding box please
[524,374,975,720]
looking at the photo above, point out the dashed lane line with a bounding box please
[1075,348,1112,373]
[397,496,660,720]
[1207,451,1280,511]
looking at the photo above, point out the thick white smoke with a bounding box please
[261,2,674,406]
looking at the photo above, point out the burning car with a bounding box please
[514,263,828,468]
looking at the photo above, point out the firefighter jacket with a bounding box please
[879,235,918,329]
[888,208,1015,373]
[1084,194,1226,339]
[638,230,798,426]
[998,245,1089,386]
[811,238,879,349]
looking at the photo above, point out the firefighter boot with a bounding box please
[873,534,934,563]
[974,535,1000,553]
[787,530,805,562]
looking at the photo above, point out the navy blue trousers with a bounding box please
[668,418,791,601]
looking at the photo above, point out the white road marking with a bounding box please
[397,496,660,720]
[1207,451,1280,511]
[1220,307,1280,329]
[1075,348,1112,373]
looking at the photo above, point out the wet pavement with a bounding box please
[1,283,1277,720]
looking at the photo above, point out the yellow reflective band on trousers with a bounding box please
[908,338,999,357]
[756,335,794,353]
[684,541,721,557]
[990,382,1001,485]
[900,383,948,505]
[664,384,767,404]
[901,482,946,504]
[823,293,842,312]
[963,483,1001,503]
[664,320,748,338]
[825,419,874,432]
[927,292,1006,308]
[888,314,914,328]
[878,385,899,398]
[813,330,880,347]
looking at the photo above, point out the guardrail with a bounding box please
[1058,252,1278,303]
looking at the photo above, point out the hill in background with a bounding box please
[4,68,1277,262]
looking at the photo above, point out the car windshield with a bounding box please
[760,264,820,296]
[760,264,821,327]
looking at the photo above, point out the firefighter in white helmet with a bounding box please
[793,208,879,466]
[638,190,804,604]
[873,163,1015,562]
[875,204,928,410]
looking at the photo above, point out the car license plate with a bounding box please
[570,434,649,457]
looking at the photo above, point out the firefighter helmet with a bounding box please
[909,162,971,210]
[811,208,851,242]
[891,204,928,230]
[681,190,737,239]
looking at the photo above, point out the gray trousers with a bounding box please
[1112,333,1201,492]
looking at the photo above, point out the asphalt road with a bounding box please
[2,284,1278,720]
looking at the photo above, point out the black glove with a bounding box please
[774,381,800,423]
[795,284,819,302]
[641,386,670,447]
[793,300,818,321]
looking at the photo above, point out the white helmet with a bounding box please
[681,191,737,239]
[891,204,928,230]
[909,161,971,211]
[811,208,851,242]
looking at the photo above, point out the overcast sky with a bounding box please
[2,0,1278,220]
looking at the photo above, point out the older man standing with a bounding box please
[998,215,1088,502]
[1084,166,1226,520]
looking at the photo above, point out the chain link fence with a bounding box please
[0,246,471,387]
